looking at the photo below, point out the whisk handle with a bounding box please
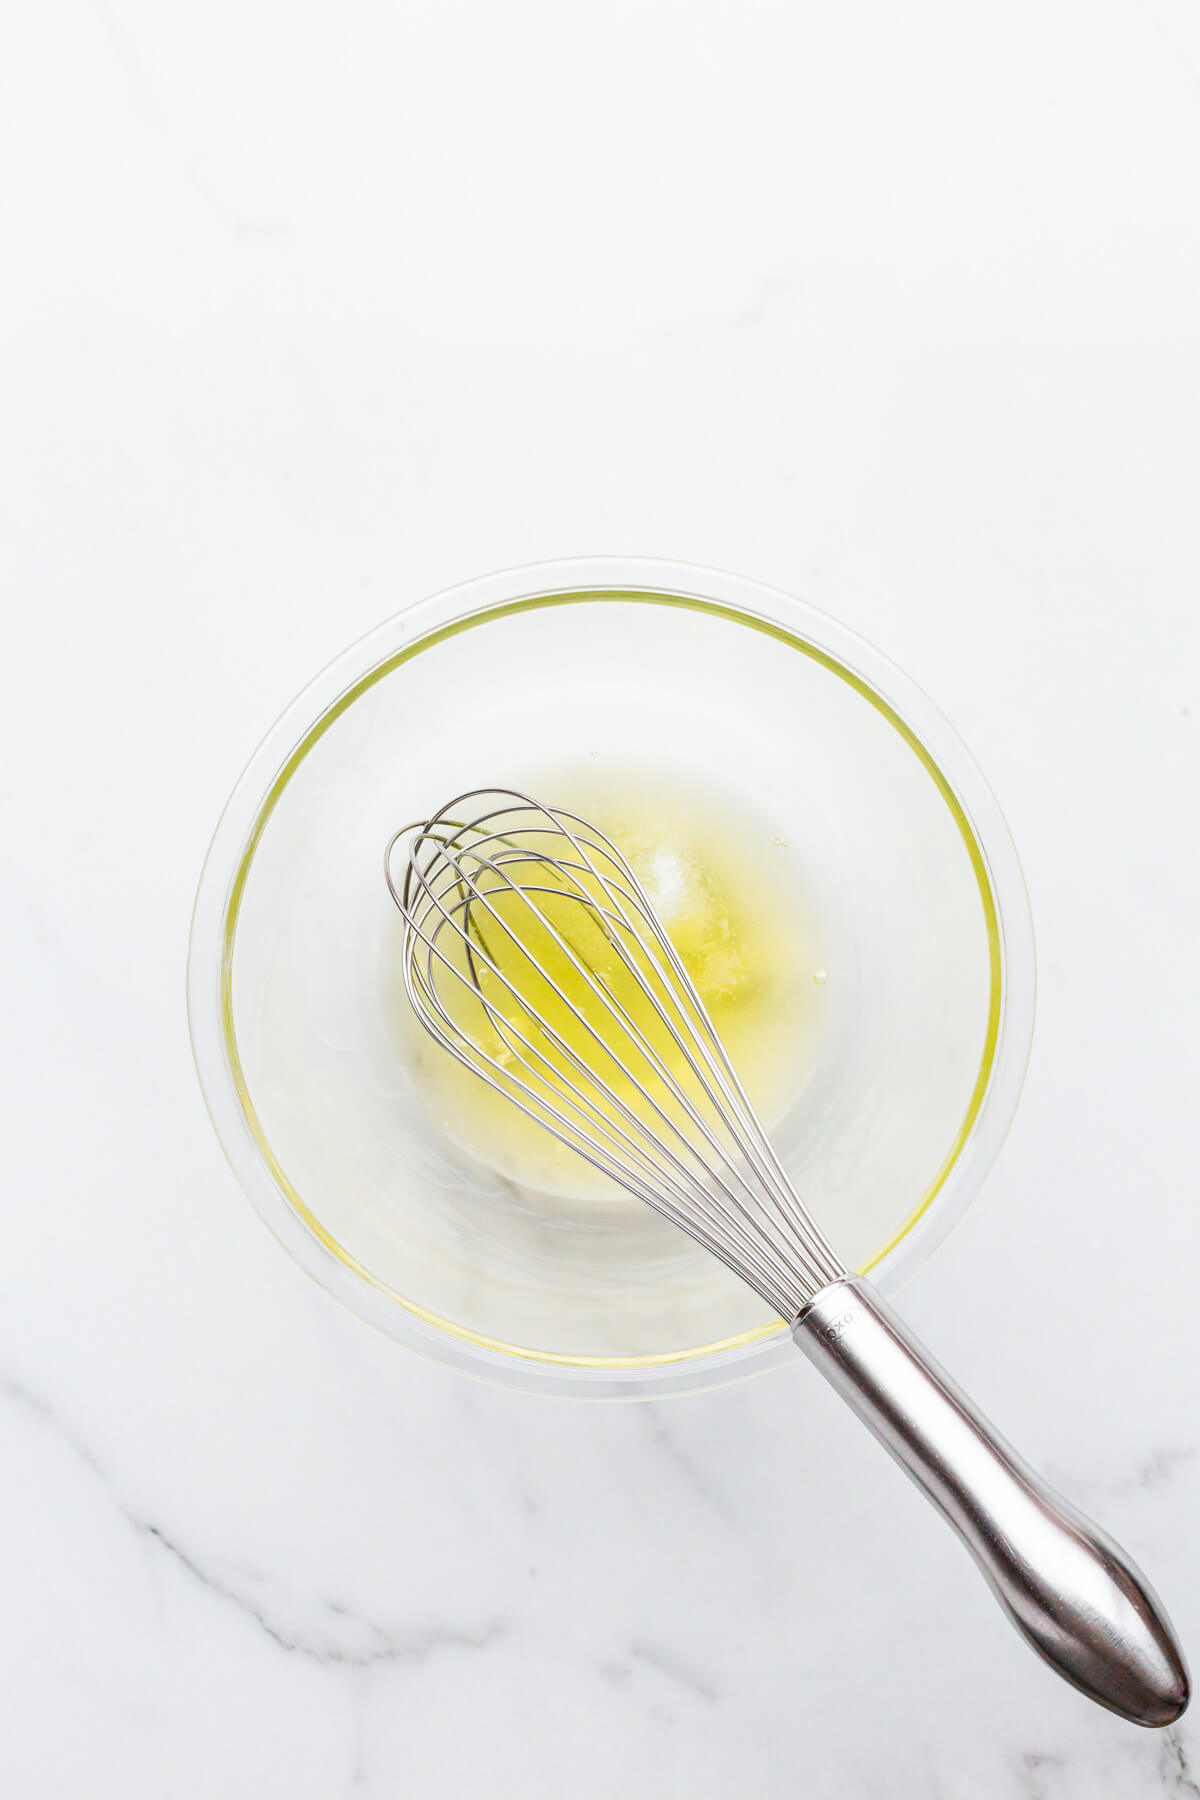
[793,1277,1189,1725]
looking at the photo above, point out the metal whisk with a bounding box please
[386,788,1188,1727]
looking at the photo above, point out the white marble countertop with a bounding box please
[3,4,1199,1794]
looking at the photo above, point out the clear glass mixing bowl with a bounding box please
[187,559,1034,1397]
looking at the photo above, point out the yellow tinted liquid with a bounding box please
[393,773,821,1201]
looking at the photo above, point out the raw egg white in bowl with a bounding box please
[188,559,1034,1397]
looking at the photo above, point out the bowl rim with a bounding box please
[187,557,1036,1398]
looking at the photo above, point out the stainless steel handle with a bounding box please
[793,1277,1189,1725]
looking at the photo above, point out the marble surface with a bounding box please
[3,2,1199,1794]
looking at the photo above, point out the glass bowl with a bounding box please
[187,558,1034,1397]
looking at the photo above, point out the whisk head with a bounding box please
[385,789,844,1320]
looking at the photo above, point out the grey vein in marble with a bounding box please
[141,1522,505,1669]
[1161,1729,1200,1799]
[600,1641,719,1707]
[640,1404,736,1521]
[1,1367,111,1484]
[2,1364,504,1672]
[1015,1749,1067,1800]
[88,0,286,237]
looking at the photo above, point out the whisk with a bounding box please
[385,788,1188,1726]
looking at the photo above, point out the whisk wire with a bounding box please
[401,843,801,1305]
[386,790,844,1318]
